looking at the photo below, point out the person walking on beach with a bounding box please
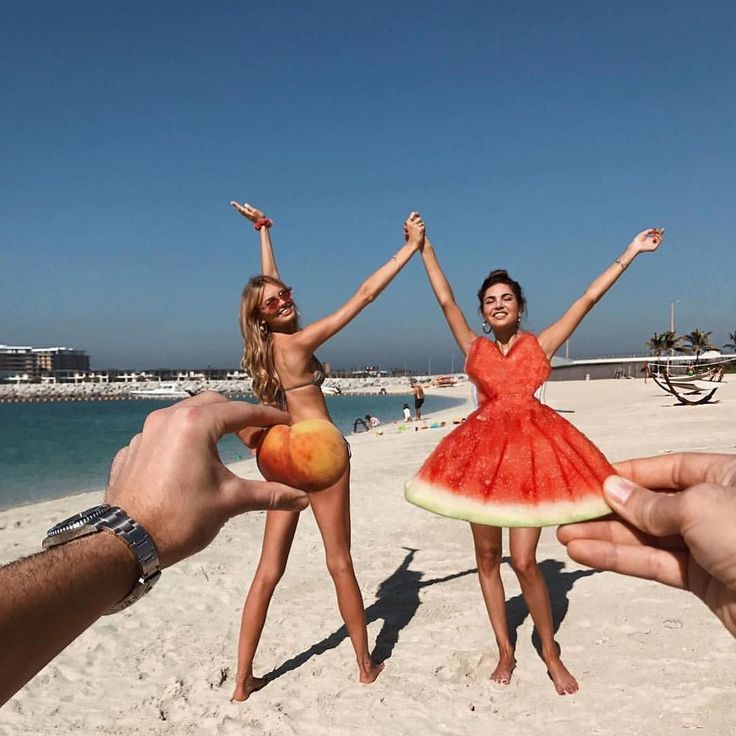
[229,201,425,700]
[405,221,664,694]
[410,378,425,419]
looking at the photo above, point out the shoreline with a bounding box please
[0,375,456,404]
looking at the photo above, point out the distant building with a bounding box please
[0,344,90,382]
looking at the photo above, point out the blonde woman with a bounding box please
[230,201,424,700]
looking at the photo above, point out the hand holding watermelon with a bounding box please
[558,452,736,638]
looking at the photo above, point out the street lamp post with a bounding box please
[669,300,680,364]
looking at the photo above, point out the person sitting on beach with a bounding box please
[402,403,412,422]
[229,201,425,699]
[410,379,425,419]
[558,452,736,638]
[0,394,308,708]
[405,220,664,694]
[366,414,381,428]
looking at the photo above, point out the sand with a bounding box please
[1,378,735,735]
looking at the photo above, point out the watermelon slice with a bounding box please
[404,408,613,527]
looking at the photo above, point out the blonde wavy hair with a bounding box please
[239,275,297,406]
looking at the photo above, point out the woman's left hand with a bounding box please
[628,227,665,254]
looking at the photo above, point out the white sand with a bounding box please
[1,379,735,735]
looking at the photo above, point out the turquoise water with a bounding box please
[0,394,465,510]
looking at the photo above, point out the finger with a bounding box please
[108,445,129,487]
[557,518,686,550]
[614,454,732,490]
[220,476,309,515]
[127,432,142,453]
[558,518,649,546]
[174,390,228,407]
[602,476,688,537]
[206,400,290,436]
[566,539,688,589]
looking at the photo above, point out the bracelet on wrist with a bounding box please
[254,217,273,231]
[615,257,629,271]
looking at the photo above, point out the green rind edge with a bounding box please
[404,479,612,528]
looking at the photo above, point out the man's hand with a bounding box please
[558,453,736,636]
[106,392,308,567]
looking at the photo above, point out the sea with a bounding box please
[0,393,465,510]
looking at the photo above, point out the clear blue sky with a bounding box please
[2,1,734,372]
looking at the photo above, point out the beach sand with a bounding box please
[1,379,735,735]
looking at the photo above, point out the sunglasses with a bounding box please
[261,287,293,313]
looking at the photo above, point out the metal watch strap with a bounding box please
[43,504,161,615]
[98,506,161,614]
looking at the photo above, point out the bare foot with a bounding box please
[358,658,385,684]
[231,674,268,702]
[545,656,578,695]
[490,651,516,685]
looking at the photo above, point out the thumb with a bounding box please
[220,475,309,516]
[603,475,685,537]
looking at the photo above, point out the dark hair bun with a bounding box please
[477,269,527,314]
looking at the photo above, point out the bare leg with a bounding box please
[310,464,383,684]
[509,527,578,695]
[470,523,515,684]
[232,509,300,701]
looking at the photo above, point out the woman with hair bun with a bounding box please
[230,201,425,700]
[405,224,664,694]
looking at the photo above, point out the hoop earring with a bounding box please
[259,321,268,335]
[482,321,492,334]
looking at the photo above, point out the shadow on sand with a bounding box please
[263,550,597,683]
[502,556,598,659]
[263,547,475,682]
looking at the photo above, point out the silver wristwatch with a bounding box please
[43,504,161,614]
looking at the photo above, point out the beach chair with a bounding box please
[651,369,722,405]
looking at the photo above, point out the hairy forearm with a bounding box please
[259,230,280,279]
[357,241,417,303]
[0,534,137,705]
[584,243,638,303]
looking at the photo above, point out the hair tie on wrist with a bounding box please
[254,217,273,231]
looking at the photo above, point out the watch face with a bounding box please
[46,504,111,537]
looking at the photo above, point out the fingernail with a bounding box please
[603,475,635,504]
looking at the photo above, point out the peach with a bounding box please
[256,419,349,492]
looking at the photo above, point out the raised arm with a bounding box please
[537,228,664,358]
[292,212,425,353]
[231,201,280,279]
[419,234,476,354]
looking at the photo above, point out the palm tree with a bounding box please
[681,329,716,366]
[645,332,667,356]
[723,331,736,353]
[660,330,683,356]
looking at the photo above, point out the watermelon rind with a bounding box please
[404,477,611,528]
